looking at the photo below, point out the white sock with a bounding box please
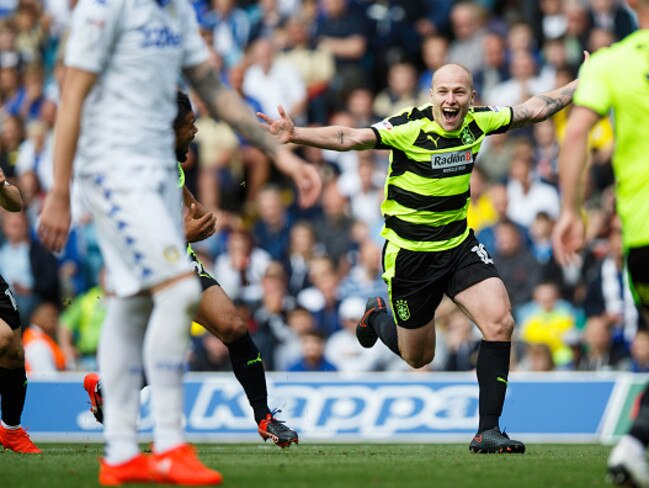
[144,277,200,453]
[99,295,152,465]
[1,421,20,430]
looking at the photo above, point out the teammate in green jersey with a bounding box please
[259,60,584,453]
[552,1,649,485]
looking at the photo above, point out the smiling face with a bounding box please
[430,64,475,132]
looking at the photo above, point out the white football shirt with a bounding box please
[65,0,208,175]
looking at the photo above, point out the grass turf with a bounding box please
[1,443,612,488]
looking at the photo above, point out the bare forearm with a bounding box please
[558,125,589,213]
[0,184,22,212]
[319,36,366,59]
[184,63,279,160]
[512,80,577,128]
[291,126,374,151]
[182,184,198,209]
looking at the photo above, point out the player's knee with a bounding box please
[483,311,515,341]
[0,326,14,357]
[218,315,247,344]
[401,349,435,369]
[0,342,24,368]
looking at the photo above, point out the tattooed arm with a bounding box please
[510,80,577,129]
[257,105,376,151]
[183,62,279,158]
[183,61,322,208]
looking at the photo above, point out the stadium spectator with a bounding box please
[474,31,509,103]
[243,38,307,124]
[583,217,638,345]
[58,268,106,371]
[442,307,481,372]
[312,180,353,266]
[326,296,395,372]
[587,0,636,41]
[315,0,371,94]
[251,261,295,371]
[338,239,386,304]
[506,152,561,228]
[248,0,287,43]
[529,212,555,265]
[271,305,315,371]
[286,220,320,298]
[519,281,577,367]
[488,50,554,107]
[202,0,250,68]
[417,35,448,96]
[344,87,378,129]
[287,330,337,372]
[630,330,649,373]
[0,114,24,179]
[296,256,342,337]
[15,119,52,194]
[189,333,232,372]
[252,185,292,263]
[494,219,541,310]
[214,229,271,304]
[520,342,555,372]
[0,210,59,324]
[576,315,629,371]
[447,2,488,73]
[277,14,335,124]
[337,150,383,229]
[373,61,420,120]
[23,301,67,372]
[467,166,498,234]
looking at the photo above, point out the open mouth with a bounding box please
[442,107,460,126]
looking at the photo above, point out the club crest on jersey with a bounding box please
[460,127,475,145]
[395,299,410,322]
[163,245,181,264]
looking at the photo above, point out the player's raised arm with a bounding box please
[257,105,377,151]
[0,168,22,212]
[38,67,97,253]
[182,61,322,207]
[509,52,589,130]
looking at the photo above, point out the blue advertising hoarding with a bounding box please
[18,372,618,443]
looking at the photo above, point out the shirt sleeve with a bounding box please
[573,52,612,116]
[64,0,124,73]
[472,106,513,135]
[179,0,209,69]
[370,108,420,151]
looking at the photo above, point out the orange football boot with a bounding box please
[151,444,223,486]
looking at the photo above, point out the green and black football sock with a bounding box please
[372,310,401,357]
[476,340,511,433]
[226,331,271,424]
[0,365,27,427]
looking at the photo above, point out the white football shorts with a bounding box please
[78,163,191,297]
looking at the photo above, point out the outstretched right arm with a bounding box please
[258,106,377,151]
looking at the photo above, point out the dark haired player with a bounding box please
[83,92,298,448]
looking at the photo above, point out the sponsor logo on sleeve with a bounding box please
[372,119,393,131]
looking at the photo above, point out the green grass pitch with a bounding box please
[2,443,612,488]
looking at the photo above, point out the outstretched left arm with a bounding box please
[510,80,577,129]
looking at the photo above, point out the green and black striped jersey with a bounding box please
[370,103,513,252]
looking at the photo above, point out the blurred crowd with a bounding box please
[0,0,646,375]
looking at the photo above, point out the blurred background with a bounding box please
[0,0,645,380]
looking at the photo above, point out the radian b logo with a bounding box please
[395,299,410,321]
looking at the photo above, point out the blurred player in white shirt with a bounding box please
[37,0,320,484]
